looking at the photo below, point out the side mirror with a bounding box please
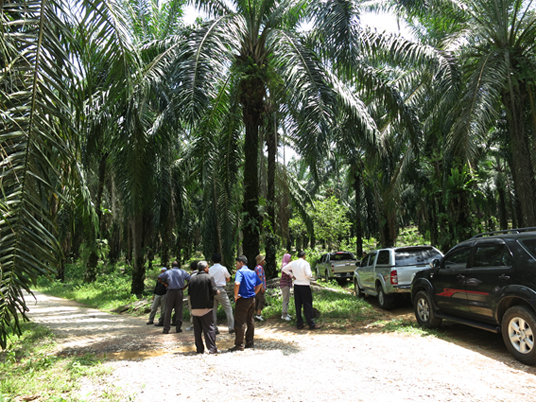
[431,258,441,269]
[355,261,361,267]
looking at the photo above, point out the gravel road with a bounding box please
[25,291,536,401]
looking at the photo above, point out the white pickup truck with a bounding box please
[316,251,357,283]
[353,246,443,309]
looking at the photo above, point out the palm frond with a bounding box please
[0,0,78,348]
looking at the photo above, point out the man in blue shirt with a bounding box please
[229,255,262,351]
[158,260,191,334]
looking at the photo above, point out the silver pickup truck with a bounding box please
[353,246,442,309]
[316,251,357,283]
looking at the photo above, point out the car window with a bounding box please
[518,238,536,260]
[394,248,443,267]
[443,246,471,270]
[331,252,355,261]
[363,253,375,267]
[472,243,513,268]
[376,250,390,265]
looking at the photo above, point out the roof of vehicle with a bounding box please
[370,245,440,252]
[470,227,536,239]
[328,251,355,257]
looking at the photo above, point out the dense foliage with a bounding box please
[2,0,536,346]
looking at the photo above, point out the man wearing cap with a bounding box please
[189,261,220,354]
[254,255,267,321]
[158,260,191,334]
[229,255,262,351]
[209,253,235,335]
[282,250,322,330]
[147,267,167,326]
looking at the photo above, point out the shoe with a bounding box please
[146,321,154,325]
[154,322,163,327]
[185,325,194,331]
[255,315,264,321]
[176,328,183,333]
[207,349,219,355]
[297,324,305,329]
[229,329,235,334]
[309,324,323,330]
[228,345,244,352]
[162,330,169,334]
[281,315,291,321]
[215,328,220,335]
[245,343,254,349]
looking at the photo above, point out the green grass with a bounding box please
[260,281,377,326]
[36,260,160,314]
[0,322,121,402]
[368,317,450,338]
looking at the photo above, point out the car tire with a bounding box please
[377,285,395,310]
[354,279,365,298]
[414,290,442,328]
[502,306,536,365]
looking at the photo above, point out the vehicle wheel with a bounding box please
[377,285,395,310]
[414,290,442,328]
[354,279,365,298]
[502,306,536,365]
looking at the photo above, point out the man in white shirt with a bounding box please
[282,250,322,330]
[209,253,235,334]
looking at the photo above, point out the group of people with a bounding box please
[147,250,320,354]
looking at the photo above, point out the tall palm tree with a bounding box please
[397,0,536,227]
[171,0,384,266]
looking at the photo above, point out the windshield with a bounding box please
[330,252,355,261]
[394,248,442,267]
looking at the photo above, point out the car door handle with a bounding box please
[498,274,510,280]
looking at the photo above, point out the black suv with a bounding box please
[411,228,536,365]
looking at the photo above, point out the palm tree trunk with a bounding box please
[352,165,363,258]
[240,75,265,266]
[503,92,536,227]
[265,112,277,278]
[130,214,145,295]
[85,152,108,282]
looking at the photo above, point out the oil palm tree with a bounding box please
[170,0,386,266]
[397,0,536,227]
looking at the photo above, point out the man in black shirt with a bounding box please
[189,261,220,354]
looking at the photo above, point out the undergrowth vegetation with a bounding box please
[0,322,119,402]
[36,256,418,332]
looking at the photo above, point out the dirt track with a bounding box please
[25,291,536,401]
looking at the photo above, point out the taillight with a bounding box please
[331,264,335,273]
[390,270,398,285]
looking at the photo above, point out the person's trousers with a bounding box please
[255,290,266,311]
[213,287,234,330]
[164,289,183,332]
[234,297,255,347]
[193,310,217,353]
[281,286,291,315]
[148,293,167,324]
[294,285,315,328]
